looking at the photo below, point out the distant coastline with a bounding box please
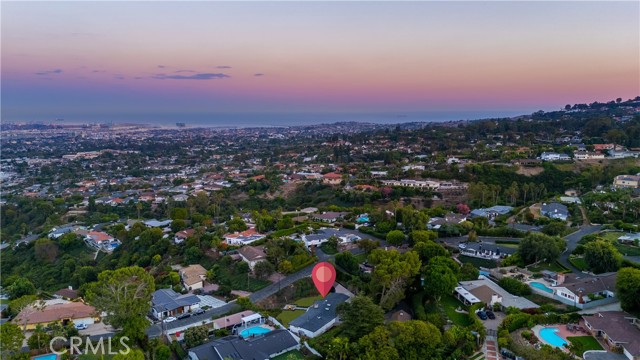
[1,110,531,128]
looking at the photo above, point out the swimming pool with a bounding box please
[539,327,567,347]
[240,326,271,338]
[530,282,554,293]
[34,354,57,360]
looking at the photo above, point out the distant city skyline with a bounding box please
[2,1,638,123]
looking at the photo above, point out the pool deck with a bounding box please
[532,325,573,348]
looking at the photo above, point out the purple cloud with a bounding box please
[35,69,63,75]
[254,73,265,77]
[152,73,230,80]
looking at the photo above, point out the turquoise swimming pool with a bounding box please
[34,354,57,360]
[530,282,553,293]
[539,327,567,347]
[240,326,271,338]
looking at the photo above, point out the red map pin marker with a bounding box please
[312,262,336,297]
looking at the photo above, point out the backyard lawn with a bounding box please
[569,256,588,271]
[295,295,323,307]
[598,232,640,256]
[441,295,473,327]
[567,336,603,356]
[272,349,306,360]
[528,261,569,273]
[276,310,306,327]
[458,255,497,269]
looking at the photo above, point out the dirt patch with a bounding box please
[516,166,544,176]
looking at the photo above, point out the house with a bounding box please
[470,205,513,220]
[179,264,207,291]
[151,288,201,320]
[188,329,299,360]
[613,175,640,189]
[618,233,640,244]
[380,179,439,189]
[173,194,189,202]
[593,144,615,151]
[552,273,617,306]
[323,172,343,185]
[540,152,571,161]
[428,212,467,230]
[174,229,195,244]
[455,276,539,311]
[582,311,640,360]
[299,228,361,248]
[85,231,121,252]
[144,219,173,228]
[540,202,569,221]
[574,151,605,160]
[48,225,77,239]
[289,293,350,338]
[13,301,98,330]
[237,245,267,270]
[53,286,79,300]
[311,212,349,223]
[224,228,266,246]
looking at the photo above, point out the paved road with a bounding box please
[558,225,602,275]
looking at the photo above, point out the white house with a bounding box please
[289,293,349,338]
[179,264,207,291]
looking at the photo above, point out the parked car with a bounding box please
[194,308,205,315]
[458,243,467,249]
[75,323,88,330]
[476,310,487,320]
[177,313,191,320]
[163,316,177,323]
[486,310,496,320]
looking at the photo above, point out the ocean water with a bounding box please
[5,110,529,128]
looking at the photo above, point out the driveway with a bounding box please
[558,225,602,275]
[79,322,116,337]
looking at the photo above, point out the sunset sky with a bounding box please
[2,1,639,123]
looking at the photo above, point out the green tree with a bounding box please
[410,230,438,244]
[518,233,564,265]
[227,217,248,232]
[583,240,622,274]
[335,252,359,274]
[85,266,155,342]
[6,277,36,299]
[253,261,275,280]
[458,262,480,281]
[413,241,447,262]
[423,258,458,302]
[114,348,145,360]
[325,337,352,360]
[357,238,379,254]
[369,249,421,310]
[154,344,171,360]
[184,325,209,348]
[278,260,293,274]
[336,296,385,340]
[0,323,25,358]
[617,267,640,312]
[28,325,52,351]
[385,230,405,245]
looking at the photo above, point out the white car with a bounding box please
[75,323,88,330]
[163,317,177,323]
[458,243,467,249]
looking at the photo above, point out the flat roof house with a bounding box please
[180,264,207,291]
[289,293,349,338]
[151,288,200,320]
[224,228,266,246]
[582,311,640,360]
[188,329,299,360]
[456,276,539,311]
